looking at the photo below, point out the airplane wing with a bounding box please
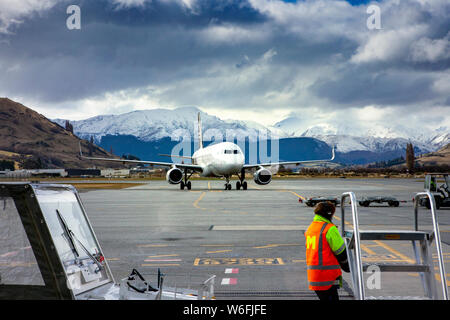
[78,143,203,172]
[243,147,335,169]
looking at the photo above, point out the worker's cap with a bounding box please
[314,201,336,217]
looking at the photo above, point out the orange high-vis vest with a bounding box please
[305,221,342,291]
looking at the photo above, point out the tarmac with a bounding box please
[78,178,450,300]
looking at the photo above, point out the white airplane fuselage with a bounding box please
[191,142,245,177]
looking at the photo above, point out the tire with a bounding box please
[180,181,185,190]
[435,196,441,210]
[236,181,241,190]
[187,181,191,190]
[242,181,247,190]
[227,184,232,190]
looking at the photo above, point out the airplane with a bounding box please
[79,113,335,190]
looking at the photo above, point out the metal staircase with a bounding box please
[340,191,448,300]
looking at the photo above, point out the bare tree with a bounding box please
[406,143,415,173]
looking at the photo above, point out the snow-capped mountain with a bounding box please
[53,107,449,155]
[272,117,449,154]
[53,107,271,143]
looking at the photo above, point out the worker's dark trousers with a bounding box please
[314,286,339,301]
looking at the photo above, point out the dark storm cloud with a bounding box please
[310,66,438,107]
[0,0,270,102]
[0,0,448,117]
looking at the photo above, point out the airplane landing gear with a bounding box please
[237,169,247,190]
[224,176,232,190]
[180,171,192,190]
[236,181,247,190]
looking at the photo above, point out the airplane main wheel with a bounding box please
[242,181,247,190]
[228,184,232,190]
[187,181,192,190]
[180,181,185,190]
[236,181,241,190]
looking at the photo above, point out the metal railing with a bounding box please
[414,191,448,300]
[340,192,365,300]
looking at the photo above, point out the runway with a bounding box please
[79,178,450,300]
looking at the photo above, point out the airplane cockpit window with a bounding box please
[224,150,240,154]
[0,196,45,286]
[35,187,111,295]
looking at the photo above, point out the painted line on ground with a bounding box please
[253,243,302,249]
[147,254,179,258]
[137,244,169,248]
[193,191,206,209]
[193,257,285,266]
[206,249,233,254]
[373,240,415,264]
[200,244,234,247]
[225,268,239,274]
[221,278,237,285]
[141,264,180,267]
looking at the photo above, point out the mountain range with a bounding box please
[52,107,449,165]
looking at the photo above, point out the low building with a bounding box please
[101,169,130,177]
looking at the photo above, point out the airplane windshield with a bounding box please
[224,150,240,154]
[34,186,110,294]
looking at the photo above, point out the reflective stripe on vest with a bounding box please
[305,221,342,291]
[309,280,340,287]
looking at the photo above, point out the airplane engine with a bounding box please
[253,168,272,185]
[166,167,183,184]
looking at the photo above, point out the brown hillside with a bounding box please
[415,143,450,166]
[0,98,120,169]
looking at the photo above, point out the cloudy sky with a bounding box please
[0,0,449,133]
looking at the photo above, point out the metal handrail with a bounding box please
[414,191,448,300]
[340,192,365,300]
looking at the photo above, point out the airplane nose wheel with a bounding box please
[224,183,231,190]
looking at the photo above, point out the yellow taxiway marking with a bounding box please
[360,244,377,255]
[253,243,301,249]
[200,244,234,247]
[193,191,206,209]
[333,215,352,226]
[141,264,180,267]
[147,254,179,258]
[107,258,120,261]
[137,244,169,248]
[194,257,285,266]
[284,190,306,201]
[407,273,450,286]
[206,249,233,254]
[373,240,415,264]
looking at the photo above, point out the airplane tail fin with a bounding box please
[197,112,203,149]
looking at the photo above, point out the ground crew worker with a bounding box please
[305,201,349,301]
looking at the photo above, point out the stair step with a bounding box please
[366,296,431,300]
[344,230,430,241]
[362,262,430,272]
